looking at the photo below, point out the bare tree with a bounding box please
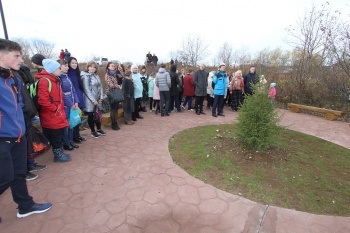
[217,42,234,68]
[181,35,209,68]
[30,38,55,59]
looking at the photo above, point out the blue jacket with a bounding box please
[0,73,25,141]
[68,68,85,109]
[132,72,143,99]
[60,73,79,119]
[212,71,227,95]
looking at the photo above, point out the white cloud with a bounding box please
[1,0,349,64]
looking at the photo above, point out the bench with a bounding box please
[287,103,346,121]
[101,108,124,125]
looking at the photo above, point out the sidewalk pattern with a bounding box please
[0,109,349,232]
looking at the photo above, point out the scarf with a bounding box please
[233,76,244,90]
[108,70,117,77]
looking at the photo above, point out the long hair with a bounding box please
[67,57,81,77]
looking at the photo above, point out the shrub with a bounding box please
[235,83,281,151]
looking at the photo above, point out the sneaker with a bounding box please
[28,163,47,172]
[181,105,185,110]
[17,203,52,218]
[91,132,100,138]
[26,172,38,181]
[149,110,153,112]
[188,109,194,112]
[96,129,106,136]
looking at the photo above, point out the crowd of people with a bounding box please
[0,38,277,222]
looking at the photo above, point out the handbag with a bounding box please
[93,105,102,123]
[107,88,124,104]
[25,126,51,158]
[69,108,82,129]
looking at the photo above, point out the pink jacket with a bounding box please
[153,78,160,100]
[268,87,276,99]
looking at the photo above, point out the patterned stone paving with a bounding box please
[0,108,349,233]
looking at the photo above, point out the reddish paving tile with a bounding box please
[1,107,349,232]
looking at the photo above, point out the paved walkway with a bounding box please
[0,108,349,233]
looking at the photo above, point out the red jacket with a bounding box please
[59,51,64,59]
[183,74,194,96]
[34,70,69,129]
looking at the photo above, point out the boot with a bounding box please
[112,122,120,130]
[53,148,72,163]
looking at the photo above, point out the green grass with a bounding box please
[169,124,350,216]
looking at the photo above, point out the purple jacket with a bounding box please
[68,68,85,109]
[60,73,79,119]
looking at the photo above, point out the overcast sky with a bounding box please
[1,0,349,65]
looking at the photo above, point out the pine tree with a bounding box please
[235,83,280,151]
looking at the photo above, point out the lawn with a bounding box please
[169,124,350,216]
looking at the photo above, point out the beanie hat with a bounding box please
[42,59,60,74]
[219,63,226,67]
[270,82,276,87]
[31,54,46,66]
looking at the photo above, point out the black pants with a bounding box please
[85,112,101,133]
[149,97,153,110]
[132,98,141,120]
[212,95,225,115]
[206,94,214,108]
[159,91,170,114]
[178,91,183,105]
[232,90,243,110]
[195,96,205,112]
[0,138,35,211]
[153,100,160,112]
[42,127,65,149]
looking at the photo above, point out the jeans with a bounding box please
[132,98,141,119]
[212,95,225,115]
[159,91,170,114]
[63,126,73,146]
[0,138,35,210]
[182,96,193,110]
[73,124,81,141]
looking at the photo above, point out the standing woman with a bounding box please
[58,60,79,150]
[181,69,195,111]
[148,72,155,112]
[67,57,86,143]
[81,61,106,138]
[131,65,143,121]
[105,62,121,130]
[122,71,135,125]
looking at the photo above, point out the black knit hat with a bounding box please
[31,54,46,66]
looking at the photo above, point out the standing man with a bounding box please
[0,39,52,221]
[146,51,152,65]
[212,63,227,117]
[194,64,208,115]
[243,66,259,95]
[155,64,171,116]
[152,53,158,67]
[64,49,71,61]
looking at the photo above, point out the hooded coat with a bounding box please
[169,65,179,96]
[81,71,103,112]
[122,77,135,113]
[194,69,208,96]
[155,68,171,91]
[35,70,69,129]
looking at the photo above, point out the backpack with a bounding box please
[12,71,37,119]
[29,78,53,111]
